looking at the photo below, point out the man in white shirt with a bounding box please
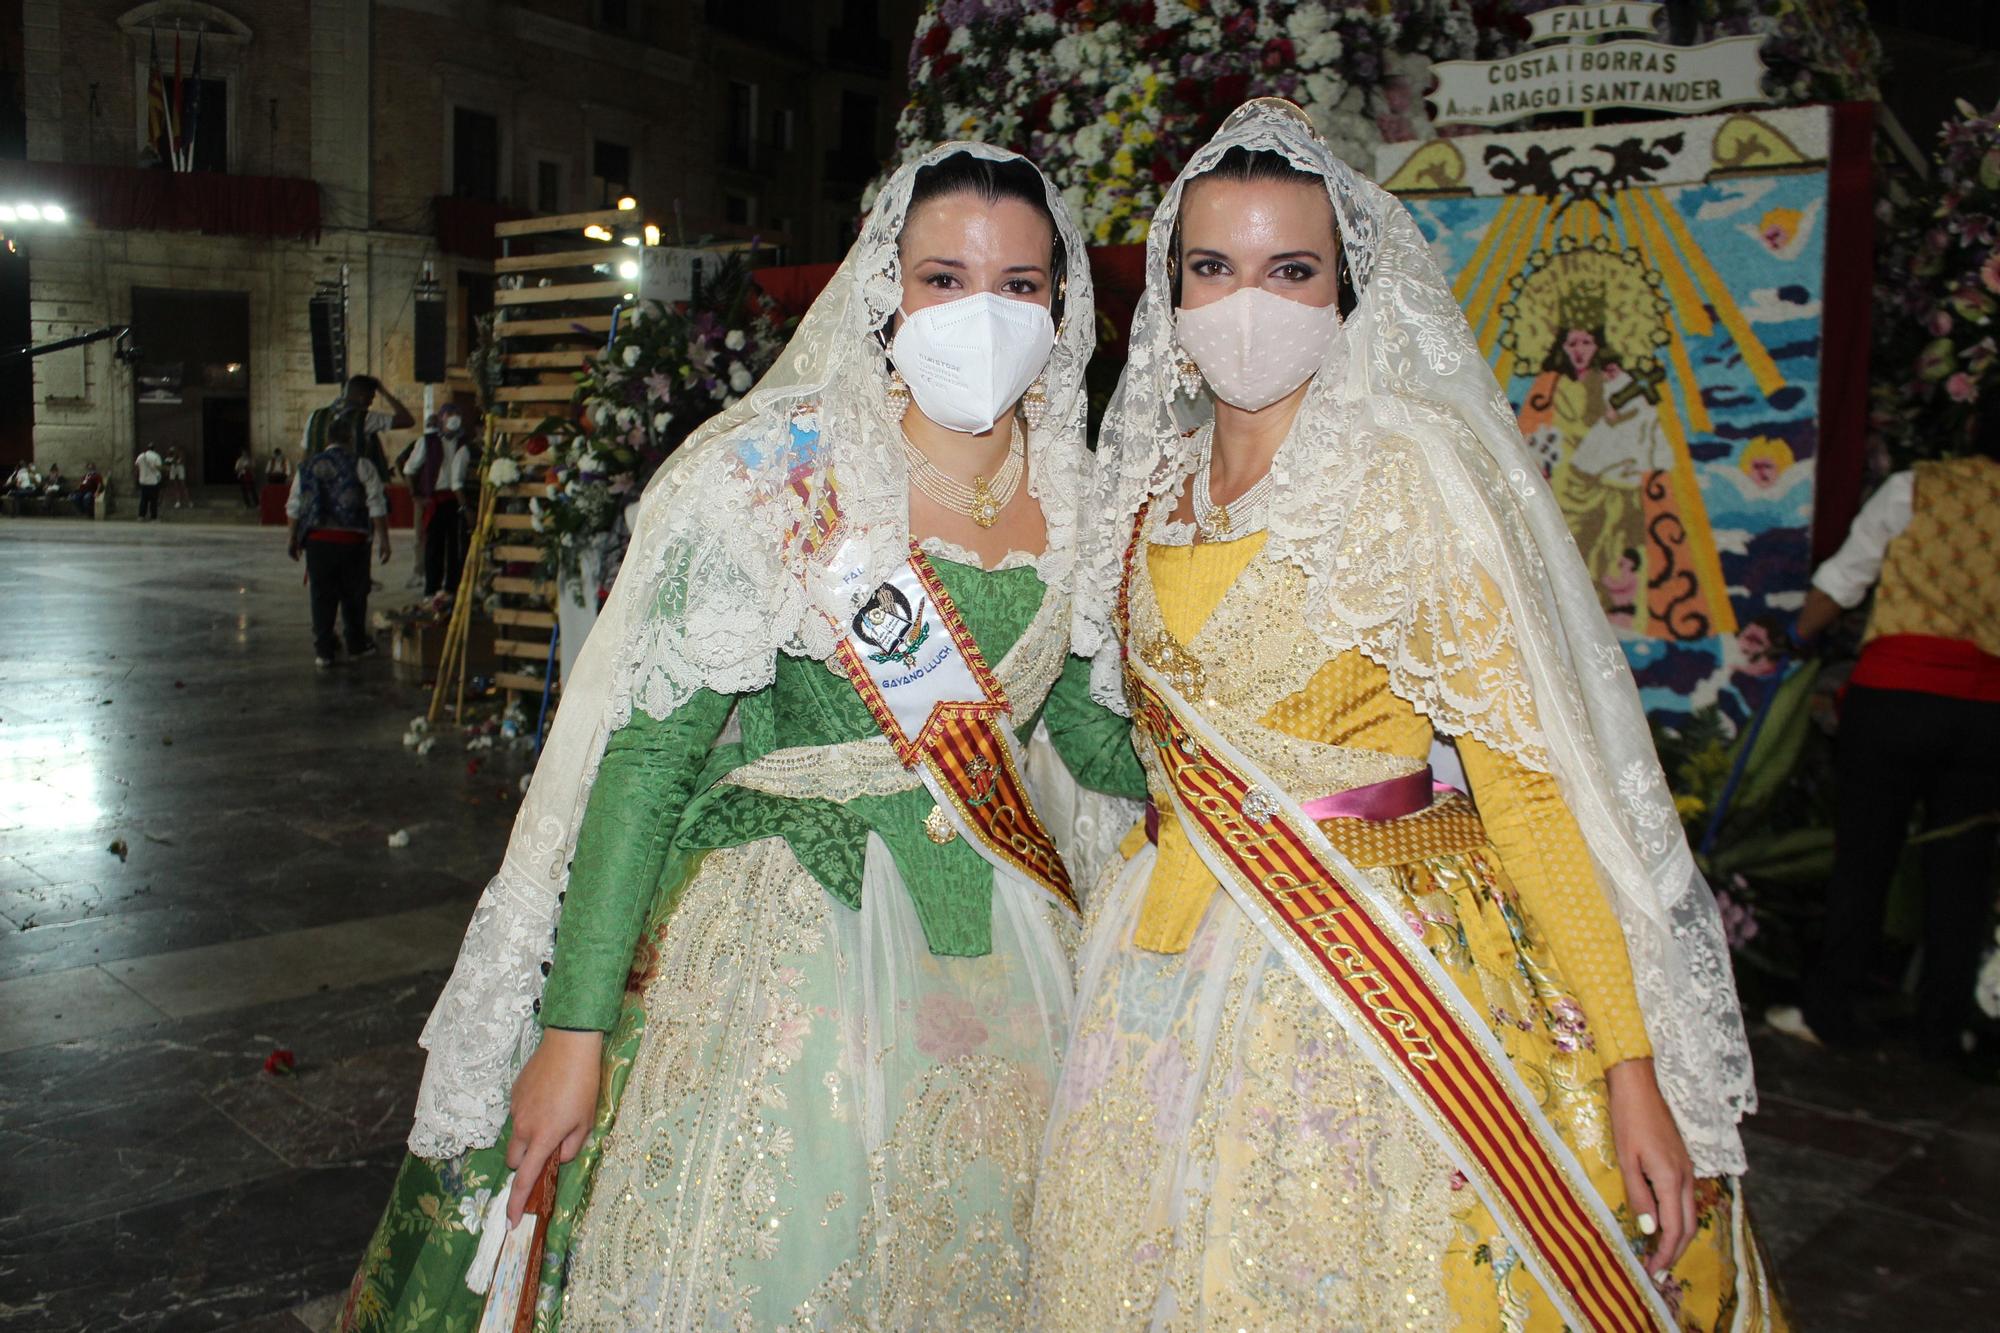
[133,445,164,520]
[1773,426,2000,1061]
[403,404,480,598]
[286,416,392,667]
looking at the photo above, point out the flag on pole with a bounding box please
[144,31,171,166]
[181,33,204,172]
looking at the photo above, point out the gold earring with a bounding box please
[886,367,911,415]
[1174,348,1204,399]
[1021,375,1049,429]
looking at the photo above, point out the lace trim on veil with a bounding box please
[1073,99,1753,1176]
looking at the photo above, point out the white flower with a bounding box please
[709,381,727,400]
[1049,97,1073,132]
[1286,3,1328,43]
[617,408,639,431]
[653,410,672,432]
[724,329,746,351]
[576,451,604,473]
[947,26,971,53]
[621,344,640,368]
[487,457,520,485]
[1301,32,1342,67]
[1023,13,1054,34]
[729,365,753,393]
[723,393,740,407]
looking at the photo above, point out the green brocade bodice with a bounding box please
[540,556,1144,1031]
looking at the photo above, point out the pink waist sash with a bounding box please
[1147,765,1442,843]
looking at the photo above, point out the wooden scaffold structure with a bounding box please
[428,201,643,727]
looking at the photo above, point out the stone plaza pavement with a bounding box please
[0,521,1996,1330]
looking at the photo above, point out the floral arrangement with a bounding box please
[891,1,1491,243]
[1870,99,2000,468]
[889,1,1882,245]
[524,257,789,584]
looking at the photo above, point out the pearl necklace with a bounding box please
[902,419,1025,528]
[1191,428,1276,540]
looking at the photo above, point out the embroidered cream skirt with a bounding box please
[1030,843,1785,1332]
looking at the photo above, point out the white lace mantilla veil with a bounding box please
[1072,99,1755,1177]
[406,141,1098,1160]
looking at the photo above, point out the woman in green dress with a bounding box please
[338,143,1142,1332]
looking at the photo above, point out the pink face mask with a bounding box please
[1174,286,1341,411]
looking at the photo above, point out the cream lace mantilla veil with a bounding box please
[1072,99,1755,1176]
[407,142,1098,1160]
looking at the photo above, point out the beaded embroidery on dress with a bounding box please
[1072,98,1753,1176]
[409,142,1099,1162]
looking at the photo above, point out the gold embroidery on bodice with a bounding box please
[1129,540,1423,803]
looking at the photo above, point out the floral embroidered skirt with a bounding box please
[339,834,1075,1332]
[1030,842,1788,1332]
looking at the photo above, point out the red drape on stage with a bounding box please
[0,162,321,240]
[435,195,531,261]
[1812,101,1878,563]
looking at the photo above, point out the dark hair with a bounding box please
[1543,325,1609,377]
[1173,147,1355,315]
[904,152,1067,329]
[345,374,378,395]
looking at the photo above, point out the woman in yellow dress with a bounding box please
[1038,100,1785,1331]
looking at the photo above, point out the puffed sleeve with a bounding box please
[539,688,735,1031]
[1457,734,1653,1068]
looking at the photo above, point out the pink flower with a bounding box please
[915,992,989,1060]
[1715,889,1760,950]
[1947,371,1980,402]
[1982,252,2000,295]
[1929,309,1955,337]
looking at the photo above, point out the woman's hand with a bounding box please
[1605,1057,1696,1281]
[505,1027,603,1226]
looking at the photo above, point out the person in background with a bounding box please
[72,461,104,517]
[403,403,479,600]
[1772,415,2000,1064]
[40,462,64,494]
[302,374,414,479]
[235,448,258,507]
[286,416,391,668]
[164,445,192,510]
[7,460,40,497]
[133,443,164,521]
[265,449,292,486]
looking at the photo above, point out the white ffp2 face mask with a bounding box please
[1174,285,1341,412]
[890,292,1056,435]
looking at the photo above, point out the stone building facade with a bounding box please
[7,0,917,483]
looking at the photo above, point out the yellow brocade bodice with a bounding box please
[1129,532,1653,1067]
